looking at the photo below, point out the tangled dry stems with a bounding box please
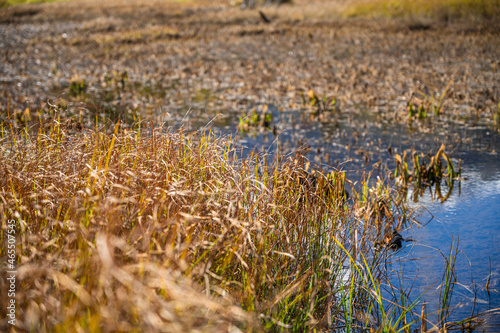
[1,120,412,332]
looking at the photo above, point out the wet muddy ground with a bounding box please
[1,0,499,128]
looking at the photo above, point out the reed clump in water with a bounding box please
[393,144,461,203]
[0,117,471,332]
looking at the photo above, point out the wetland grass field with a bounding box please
[1,0,500,332]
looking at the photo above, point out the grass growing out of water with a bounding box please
[301,89,338,115]
[393,144,460,202]
[0,116,469,331]
[238,105,273,132]
[408,78,454,120]
[438,238,459,328]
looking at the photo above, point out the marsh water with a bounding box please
[195,103,500,329]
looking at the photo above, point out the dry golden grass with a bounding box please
[0,115,421,331]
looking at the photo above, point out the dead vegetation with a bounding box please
[1,0,499,130]
[0,117,427,331]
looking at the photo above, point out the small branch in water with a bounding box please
[486,257,491,296]
[421,303,427,332]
